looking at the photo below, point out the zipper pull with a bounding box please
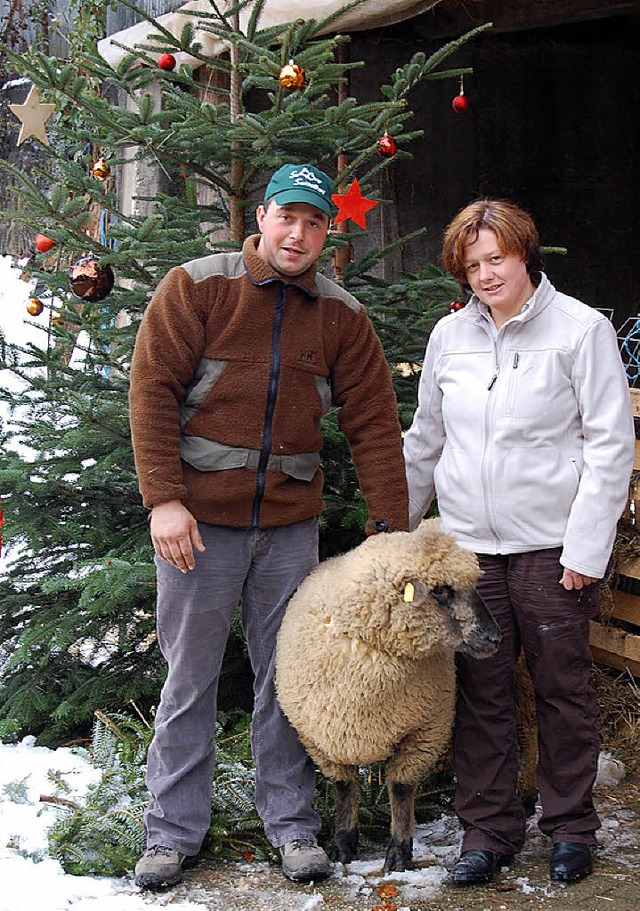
[513,352,520,368]
[487,369,499,391]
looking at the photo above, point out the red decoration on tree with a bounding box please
[158,52,177,71]
[35,233,55,252]
[449,300,465,312]
[452,75,470,113]
[331,178,379,229]
[378,132,398,158]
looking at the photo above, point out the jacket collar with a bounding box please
[242,234,319,298]
[465,272,556,328]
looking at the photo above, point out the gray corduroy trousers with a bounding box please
[143,517,320,855]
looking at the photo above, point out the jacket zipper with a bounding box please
[252,284,286,527]
[481,335,503,551]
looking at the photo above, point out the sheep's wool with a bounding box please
[275,518,483,782]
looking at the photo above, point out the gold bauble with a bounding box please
[91,157,111,181]
[279,61,305,90]
[26,297,44,316]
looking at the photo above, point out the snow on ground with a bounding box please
[0,736,632,911]
[0,736,208,911]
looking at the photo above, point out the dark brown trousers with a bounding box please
[453,547,601,855]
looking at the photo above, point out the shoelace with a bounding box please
[146,845,176,857]
[288,839,318,852]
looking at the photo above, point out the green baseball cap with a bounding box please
[264,163,334,216]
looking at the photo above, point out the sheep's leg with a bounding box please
[328,773,360,864]
[515,651,539,816]
[383,779,416,872]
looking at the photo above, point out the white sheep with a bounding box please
[275,518,502,873]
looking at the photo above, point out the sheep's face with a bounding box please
[315,519,501,661]
[429,583,501,658]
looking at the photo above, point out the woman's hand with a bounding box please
[559,567,599,590]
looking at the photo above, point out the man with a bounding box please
[129,163,409,889]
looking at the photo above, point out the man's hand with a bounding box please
[150,500,206,573]
[559,567,599,590]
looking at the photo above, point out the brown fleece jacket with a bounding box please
[129,234,409,534]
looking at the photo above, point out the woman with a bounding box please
[404,199,634,885]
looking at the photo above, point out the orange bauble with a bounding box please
[91,157,111,180]
[279,61,305,90]
[26,297,44,316]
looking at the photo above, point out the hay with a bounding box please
[594,664,640,774]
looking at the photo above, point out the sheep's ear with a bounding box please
[400,578,429,603]
[431,584,455,608]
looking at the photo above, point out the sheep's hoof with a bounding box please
[329,827,359,864]
[383,836,413,873]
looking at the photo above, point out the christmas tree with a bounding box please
[0,0,486,744]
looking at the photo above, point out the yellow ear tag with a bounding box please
[403,582,415,603]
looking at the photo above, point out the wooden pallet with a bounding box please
[589,386,640,674]
[591,555,640,678]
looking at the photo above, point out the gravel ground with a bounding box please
[123,775,640,911]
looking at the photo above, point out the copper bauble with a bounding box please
[279,61,305,90]
[91,157,111,181]
[68,256,115,302]
[26,297,44,316]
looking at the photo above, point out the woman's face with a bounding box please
[463,227,536,328]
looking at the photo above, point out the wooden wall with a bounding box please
[349,4,640,331]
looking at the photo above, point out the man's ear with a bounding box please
[256,204,266,231]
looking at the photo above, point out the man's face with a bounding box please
[255,201,329,277]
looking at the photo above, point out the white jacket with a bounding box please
[404,274,634,578]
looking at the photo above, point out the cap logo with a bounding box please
[288,166,327,197]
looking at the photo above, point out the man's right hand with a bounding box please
[150,500,206,573]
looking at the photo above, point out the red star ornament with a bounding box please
[331,178,379,229]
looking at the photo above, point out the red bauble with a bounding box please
[378,133,398,158]
[449,300,465,312]
[452,93,470,113]
[158,53,177,71]
[35,233,55,252]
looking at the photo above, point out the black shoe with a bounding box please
[549,841,593,883]
[451,849,514,884]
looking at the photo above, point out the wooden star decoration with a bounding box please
[331,177,379,229]
[9,85,55,146]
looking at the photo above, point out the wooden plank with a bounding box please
[630,387,640,418]
[591,645,640,677]
[634,439,640,471]
[610,590,640,626]
[616,555,640,580]
[589,620,640,677]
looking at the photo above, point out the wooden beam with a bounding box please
[590,620,640,676]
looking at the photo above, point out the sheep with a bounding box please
[275,517,503,873]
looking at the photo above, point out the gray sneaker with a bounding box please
[134,844,196,889]
[279,837,332,883]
